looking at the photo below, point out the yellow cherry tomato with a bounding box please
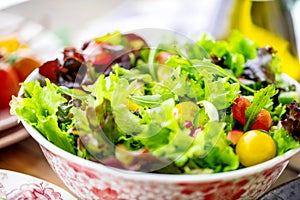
[236,130,276,167]
[175,101,200,123]
[127,99,140,112]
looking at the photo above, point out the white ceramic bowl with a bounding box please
[19,70,300,200]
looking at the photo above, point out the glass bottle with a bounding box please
[214,0,300,81]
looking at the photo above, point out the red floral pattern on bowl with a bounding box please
[22,117,300,200]
[42,145,291,200]
[0,169,76,200]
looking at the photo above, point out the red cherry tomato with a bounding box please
[0,64,20,108]
[232,95,251,124]
[156,51,173,64]
[251,109,272,131]
[227,130,243,145]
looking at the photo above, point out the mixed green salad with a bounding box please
[10,30,300,174]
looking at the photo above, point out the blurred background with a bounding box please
[1,0,300,79]
[1,0,223,46]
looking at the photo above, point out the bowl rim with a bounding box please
[19,69,300,183]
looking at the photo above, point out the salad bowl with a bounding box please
[21,115,300,200]
[12,29,300,199]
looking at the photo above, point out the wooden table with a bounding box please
[0,127,299,198]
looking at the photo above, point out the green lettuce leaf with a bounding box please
[134,98,193,164]
[184,121,239,172]
[197,31,258,77]
[128,94,173,108]
[11,79,77,154]
[111,78,143,134]
[202,70,240,110]
[270,127,299,155]
[83,73,118,107]
[191,146,240,173]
